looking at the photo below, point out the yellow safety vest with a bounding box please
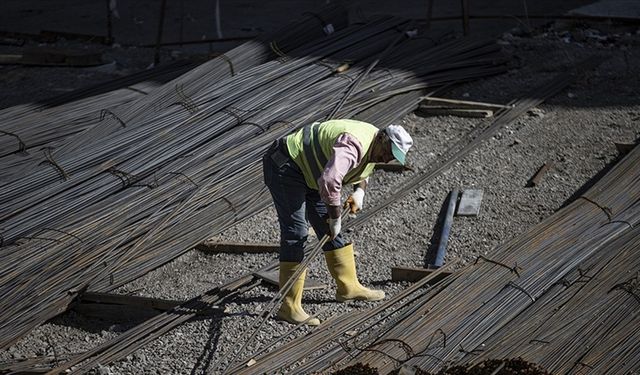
[285,119,378,190]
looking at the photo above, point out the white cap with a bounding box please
[385,125,413,165]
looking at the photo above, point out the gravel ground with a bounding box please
[2,21,640,375]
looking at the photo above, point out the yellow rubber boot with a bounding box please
[276,262,320,326]
[324,244,385,302]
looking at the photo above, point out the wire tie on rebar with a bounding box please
[426,328,447,349]
[269,41,289,62]
[610,277,640,304]
[578,195,613,220]
[528,339,550,344]
[475,255,522,277]
[218,53,235,76]
[152,173,161,188]
[167,171,199,188]
[175,83,199,113]
[507,281,536,302]
[376,339,414,358]
[132,182,157,189]
[175,83,189,110]
[458,343,483,355]
[0,129,27,153]
[352,339,413,364]
[240,121,266,134]
[99,109,127,128]
[222,197,238,219]
[338,341,356,359]
[127,171,158,189]
[107,167,133,189]
[577,268,594,282]
[107,167,130,188]
[40,227,83,244]
[107,167,146,189]
[134,173,159,189]
[39,147,70,181]
[221,107,243,126]
[179,90,198,113]
[225,106,264,125]
[20,236,62,243]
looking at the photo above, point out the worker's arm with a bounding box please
[318,134,363,234]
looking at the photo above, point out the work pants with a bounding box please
[262,139,346,262]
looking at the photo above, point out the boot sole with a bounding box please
[276,312,321,326]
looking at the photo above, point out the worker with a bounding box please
[262,119,413,326]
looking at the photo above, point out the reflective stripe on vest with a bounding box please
[302,123,328,183]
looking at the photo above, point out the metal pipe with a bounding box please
[431,189,458,268]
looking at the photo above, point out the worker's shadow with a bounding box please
[190,294,271,375]
[189,308,225,375]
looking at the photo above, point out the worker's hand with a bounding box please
[327,216,341,240]
[345,187,365,214]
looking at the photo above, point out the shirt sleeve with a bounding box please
[317,133,364,206]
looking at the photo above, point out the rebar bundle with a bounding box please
[0,60,198,162]
[345,144,640,374]
[230,60,638,375]
[474,223,640,374]
[315,154,638,373]
[0,5,352,348]
[0,6,508,364]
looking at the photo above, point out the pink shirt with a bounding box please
[317,133,365,206]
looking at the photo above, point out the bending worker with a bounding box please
[262,119,413,325]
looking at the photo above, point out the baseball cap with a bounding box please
[385,125,413,165]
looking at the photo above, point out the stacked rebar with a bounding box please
[229,62,640,375]
[246,142,640,374]
[0,8,508,356]
[473,222,640,374]
[0,5,352,348]
[0,6,347,167]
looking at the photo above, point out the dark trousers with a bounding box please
[262,140,346,262]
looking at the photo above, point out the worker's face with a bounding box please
[371,133,395,163]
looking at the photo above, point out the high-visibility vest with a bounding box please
[285,119,378,190]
